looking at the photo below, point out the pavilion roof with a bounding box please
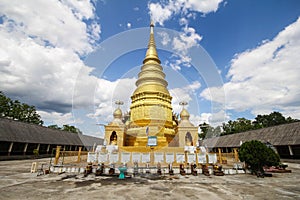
[0,117,103,147]
[200,122,300,148]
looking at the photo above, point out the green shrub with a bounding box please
[33,149,39,157]
[238,140,280,174]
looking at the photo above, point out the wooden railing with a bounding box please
[53,146,88,165]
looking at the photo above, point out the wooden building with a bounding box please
[200,122,300,159]
[0,118,103,159]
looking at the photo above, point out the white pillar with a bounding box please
[288,145,294,156]
[8,142,14,155]
[23,143,28,154]
[46,144,50,153]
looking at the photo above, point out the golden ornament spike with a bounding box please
[143,22,161,64]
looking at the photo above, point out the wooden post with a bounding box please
[218,148,222,164]
[54,146,61,165]
[184,150,188,166]
[150,147,154,166]
[77,147,82,163]
[233,148,239,162]
[195,148,199,166]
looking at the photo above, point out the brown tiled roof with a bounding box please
[200,122,300,148]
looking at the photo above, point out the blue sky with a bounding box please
[0,0,300,138]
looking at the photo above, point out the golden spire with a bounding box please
[143,21,161,64]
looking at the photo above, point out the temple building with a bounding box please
[104,23,198,151]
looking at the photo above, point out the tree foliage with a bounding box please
[48,124,81,134]
[0,91,43,125]
[253,111,297,128]
[222,118,253,135]
[199,122,222,139]
[48,124,62,130]
[222,112,298,135]
[238,140,280,174]
[62,124,81,134]
[172,112,179,126]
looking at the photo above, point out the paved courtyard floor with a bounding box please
[0,158,299,200]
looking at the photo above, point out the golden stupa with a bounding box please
[104,23,198,152]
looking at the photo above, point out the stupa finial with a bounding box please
[179,101,188,108]
[115,100,124,108]
[143,21,161,64]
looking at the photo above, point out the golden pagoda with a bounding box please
[104,22,198,151]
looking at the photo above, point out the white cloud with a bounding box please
[149,1,207,71]
[0,0,100,55]
[0,0,100,124]
[190,110,230,127]
[86,78,137,123]
[148,2,174,26]
[184,0,223,13]
[170,81,201,113]
[179,17,188,26]
[158,28,202,71]
[201,17,300,119]
[186,110,229,129]
[189,113,209,127]
[170,26,202,70]
[38,111,78,126]
[148,0,223,26]
[158,31,171,46]
[173,26,202,54]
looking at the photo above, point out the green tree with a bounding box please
[253,111,298,128]
[253,112,285,128]
[286,116,299,123]
[172,112,179,126]
[199,123,222,139]
[48,124,62,130]
[199,122,209,139]
[48,124,82,134]
[222,118,253,135]
[0,91,43,125]
[62,124,80,134]
[0,91,11,117]
[238,140,280,175]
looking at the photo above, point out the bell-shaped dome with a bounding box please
[178,107,194,127]
[108,107,124,126]
[113,108,122,119]
[180,108,190,120]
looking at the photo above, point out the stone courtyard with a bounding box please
[0,158,299,200]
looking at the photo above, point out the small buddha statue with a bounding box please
[185,132,193,146]
[186,138,192,146]
[110,134,117,145]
